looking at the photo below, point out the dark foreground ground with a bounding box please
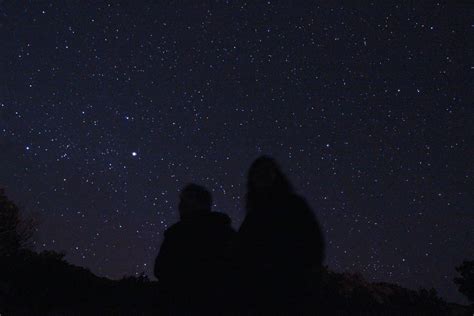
[0,250,471,315]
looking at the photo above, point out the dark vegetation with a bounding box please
[454,260,474,304]
[1,187,472,315]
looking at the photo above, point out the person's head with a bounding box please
[178,183,212,219]
[246,156,293,211]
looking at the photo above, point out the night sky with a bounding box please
[1,1,472,304]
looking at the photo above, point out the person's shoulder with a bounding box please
[163,221,183,237]
[207,211,232,226]
[288,194,316,218]
[288,193,309,208]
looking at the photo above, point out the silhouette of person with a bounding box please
[235,156,325,313]
[154,183,236,314]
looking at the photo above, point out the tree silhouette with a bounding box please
[454,260,474,303]
[0,189,33,256]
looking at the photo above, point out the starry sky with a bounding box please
[0,1,472,304]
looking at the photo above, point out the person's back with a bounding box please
[154,184,236,313]
[155,211,235,293]
[238,193,324,304]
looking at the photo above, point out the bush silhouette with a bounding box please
[0,188,33,255]
[454,260,474,303]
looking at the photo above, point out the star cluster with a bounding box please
[0,2,472,303]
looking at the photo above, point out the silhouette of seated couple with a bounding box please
[154,156,325,314]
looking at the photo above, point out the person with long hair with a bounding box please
[236,156,325,313]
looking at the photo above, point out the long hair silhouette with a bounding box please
[245,155,293,213]
[237,156,325,313]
